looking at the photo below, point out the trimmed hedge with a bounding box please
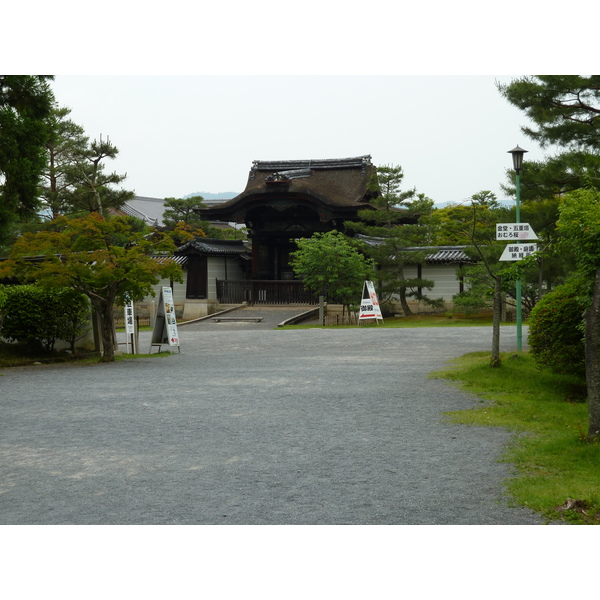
[0,285,90,353]
[527,280,588,375]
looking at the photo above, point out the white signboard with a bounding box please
[499,243,538,262]
[496,223,538,240]
[124,299,137,354]
[150,286,180,350]
[124,300,135,335]
[359,280,383,322]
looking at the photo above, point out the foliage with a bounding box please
[0,213,183,362]
[497,76,600,251]
[290,230,374,310]
[0,75,55,245]
[437,192,507,310]
[0,284,90,353]
[63,134,134,216]
[167,221,207,245]
[527,279,588,375]
[161,195,231,241]
[501,151,600,203]
[162,196,207,229]
[556,186,600,280]
[498,76,600,150]
[345,165,442,314]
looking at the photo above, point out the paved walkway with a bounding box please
[0,320,546,524]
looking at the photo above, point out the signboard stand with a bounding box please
[150,287,181,353]
[358,280,384,325]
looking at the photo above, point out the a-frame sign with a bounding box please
[358,280,384,324]
[150,286,181,352]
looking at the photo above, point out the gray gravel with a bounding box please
[0,314,546,524]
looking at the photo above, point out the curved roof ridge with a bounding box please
[252,155,371,171]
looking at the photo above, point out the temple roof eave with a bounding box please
[198,190,369,223]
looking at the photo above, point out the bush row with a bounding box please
[0,284,91,353]
[527,278,588,376]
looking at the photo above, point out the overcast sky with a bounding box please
[49,74,545,206]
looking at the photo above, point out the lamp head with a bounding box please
[508,145,528,173]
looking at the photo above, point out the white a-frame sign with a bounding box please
[358,280,384,324]
[150,286,181,352]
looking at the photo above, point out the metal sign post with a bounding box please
[497,221,538,351]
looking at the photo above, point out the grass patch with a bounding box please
[430,352,600,524]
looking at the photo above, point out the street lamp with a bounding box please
[508,145,528,352]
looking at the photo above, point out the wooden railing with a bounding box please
[216,280,320,305]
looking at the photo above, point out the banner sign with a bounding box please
[359,280,383,322]
[150,286,180,350]
[496,223,538,240]
[499,243,538,262]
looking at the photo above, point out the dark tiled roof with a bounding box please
[198,155,376,221]
[355,235,475,263]
[174,238,249,257]
[424,248,473,263]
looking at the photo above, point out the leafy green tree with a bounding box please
[39,105,89,219]
[163,196,207,229]
[497,76,600,150]
[163,195,231,240]
[290,230,374,315]
[0,213,183,362]
[437,192,514,366]
[501,150,600,203]
[497,77,600,263]
[498,76,600,439]
[0,75,54,245]
[556,186,600,439]
[346,165,441,315]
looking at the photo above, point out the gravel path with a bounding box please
[0,317,546,524]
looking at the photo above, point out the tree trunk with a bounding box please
[586,269,600,440]
[92,297,117,362]
[490,275,502,367]
[397,268,412,316]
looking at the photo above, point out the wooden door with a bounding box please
[185,255,208,299]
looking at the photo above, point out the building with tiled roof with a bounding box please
[198,156,385,280]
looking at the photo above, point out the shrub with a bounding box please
[0,285,90,353]
[528,279,588,375]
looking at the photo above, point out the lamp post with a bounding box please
[508,145,528,352]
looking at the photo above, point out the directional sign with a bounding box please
[499,243,538,262]
[496,223,538,240]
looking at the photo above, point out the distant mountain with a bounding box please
[184,191,238,200]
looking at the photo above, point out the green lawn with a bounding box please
[430,352,599,524]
